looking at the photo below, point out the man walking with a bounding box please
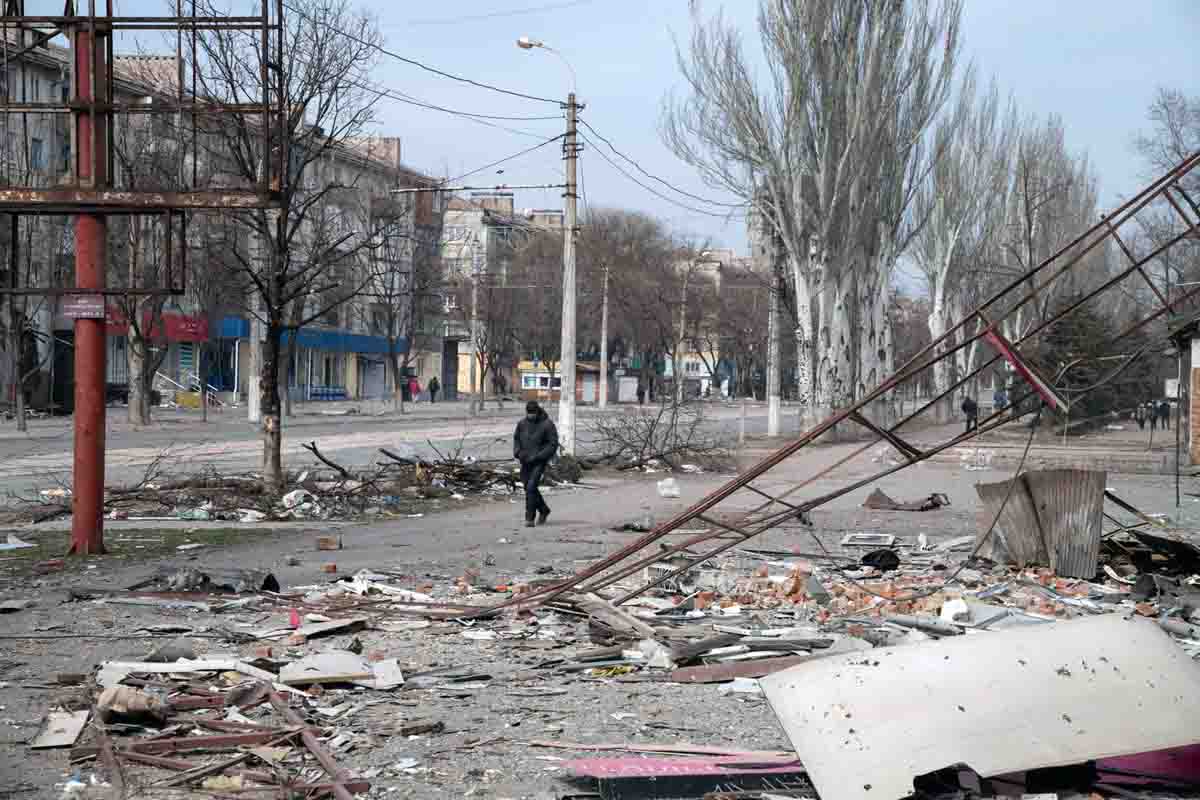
[428,376,440,404]
[1159,399,1171,431]
[514,401,558,528]
[961,395,979,433]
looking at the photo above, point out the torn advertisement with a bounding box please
[760,615,1200,800]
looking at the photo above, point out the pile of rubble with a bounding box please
[2,445,591,526]
[16,503,1200,799]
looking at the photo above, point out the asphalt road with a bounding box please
[0,399,788,498]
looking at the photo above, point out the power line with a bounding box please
[578,118,747,210]
[352,79,557,140]
[383,88,562,122]
[578,131,746,219]
[409,0,596,25]
[444,134,565,184]
[281,0,562,106]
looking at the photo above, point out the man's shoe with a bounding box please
[537,509,550,526]
[525,519,535,528]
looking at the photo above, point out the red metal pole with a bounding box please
[68,22,107,555]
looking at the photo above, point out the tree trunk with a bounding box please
[814,268,854,438]
[261,324,284,494]
[388,346,404,413]
[928,289,955,425]
[9,300,27,432]
[281,340,293,418]
[127,326,152,426]
[860,271,894,428]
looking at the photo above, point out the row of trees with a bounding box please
[665,0,1198,431]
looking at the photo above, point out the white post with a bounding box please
[766,278,781,436]
[558,92,578,452]
[247,316,261,423]
[598,261,609,410]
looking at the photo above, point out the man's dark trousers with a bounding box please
[521,461,549,520]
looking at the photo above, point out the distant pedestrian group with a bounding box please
[1134,400,1171,431]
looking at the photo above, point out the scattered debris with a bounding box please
[30,710,90,749]
[976,468,1105,578]
[862,488,950,512]
[761,616,1200,800]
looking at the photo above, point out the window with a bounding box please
[30,137,44,171]
[522,374,538,390]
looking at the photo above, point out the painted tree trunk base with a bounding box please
[262,414,283,494]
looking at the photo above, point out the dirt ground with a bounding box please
[0,426,1195,799]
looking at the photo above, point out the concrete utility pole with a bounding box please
[518,36,579,454]
[676,267,688,405]
[558,91,579,452]
[598,261,609,409]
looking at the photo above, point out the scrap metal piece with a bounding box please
[975,469,1105,578]
[760,615,1200,800]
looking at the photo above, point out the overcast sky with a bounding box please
[114,0,1199,257]
[343,0,1197,257]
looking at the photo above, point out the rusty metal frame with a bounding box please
[449,150,1200,617]
[0,0,282,295]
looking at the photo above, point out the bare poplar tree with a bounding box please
[664,0,962,429]
[913,74,1016,420]
[188,0,383,491]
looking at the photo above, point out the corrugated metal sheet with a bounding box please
[975,474,1049,567]
[1024,468,1105,578]
[975,468,1104,578]
[761,615,1200,800]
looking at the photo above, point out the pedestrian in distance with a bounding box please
[636,382,646,405]
[407,375,421,403]
[1149,402,1158,431]
[1134,404,1145,430]
[1159,399,1171,431]
[514,400,558,528]
[428,376,440,404]
[961,395,978,433]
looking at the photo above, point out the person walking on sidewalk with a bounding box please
[428,376,440,404]
[514,401,558,528]
[1159,399,1171,431]
[961,395,979,433]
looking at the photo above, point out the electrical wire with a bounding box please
[409,0,597,25]
[578,131,746,219]
[351,78,556,140]
[281,0,562,105]
[443,134,565,184]
[578,118,748,210]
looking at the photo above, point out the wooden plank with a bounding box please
[670,655,815,684]
[30,709,89,749]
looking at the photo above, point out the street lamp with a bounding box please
[518,35,580,454]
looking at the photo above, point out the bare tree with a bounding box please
[188,0,384,491]
[912,74,1016,420]
[361,186,447,412]
[664,0,962,429]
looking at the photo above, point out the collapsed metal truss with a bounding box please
[464,150,1200,616]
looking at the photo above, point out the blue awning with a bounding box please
[216,317,406,355]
